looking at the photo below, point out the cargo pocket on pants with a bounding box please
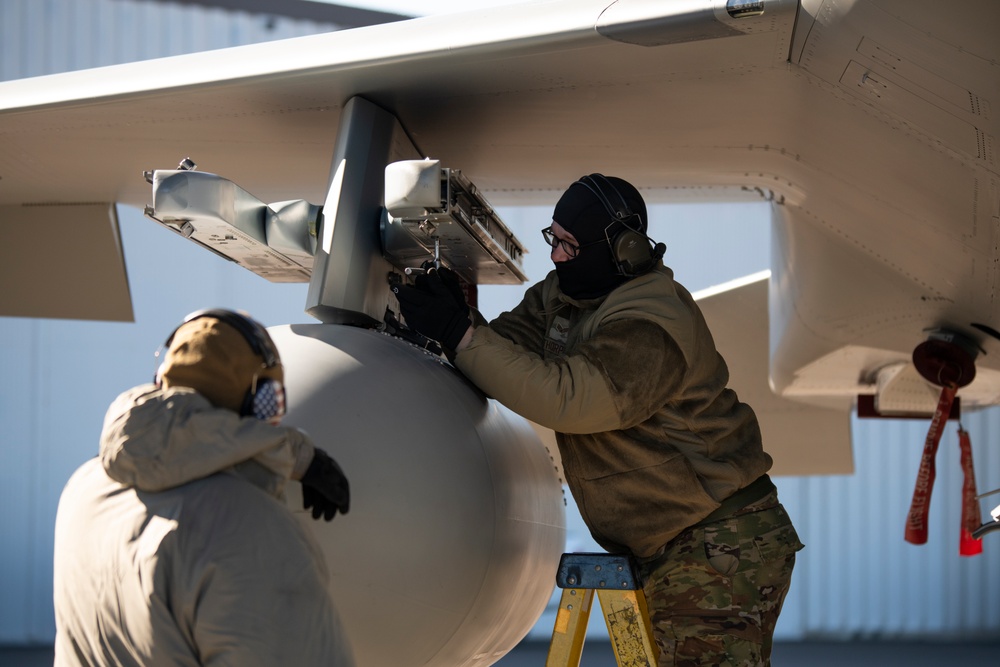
[667,614,763,667]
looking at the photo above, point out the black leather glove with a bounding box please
[301,448,350,522]
[433,266,468,310]
[391,268,471,350]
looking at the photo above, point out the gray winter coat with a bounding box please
[53,385,354,666]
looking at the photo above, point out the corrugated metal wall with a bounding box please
[1,0,346,80]
[1,0,998,647]
[782,411,1000,639]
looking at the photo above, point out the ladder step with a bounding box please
[557,552,640,590]
[546,553,658,667]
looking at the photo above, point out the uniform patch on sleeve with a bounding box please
[544,316,571,357]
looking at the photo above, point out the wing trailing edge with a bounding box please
[0,204,132,321]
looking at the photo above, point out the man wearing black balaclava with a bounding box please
[550,174,644,299]
[393,174,802,666]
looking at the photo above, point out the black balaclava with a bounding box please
[552,175,648,300]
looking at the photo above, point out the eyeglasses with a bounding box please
[541,226,603,258]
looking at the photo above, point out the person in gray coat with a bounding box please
[53,309,353,666]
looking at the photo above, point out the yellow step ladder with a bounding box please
[545,553,659,667]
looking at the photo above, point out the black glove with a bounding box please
[433,266,468,311]
[391,268,471,350]
[301,448,350,522]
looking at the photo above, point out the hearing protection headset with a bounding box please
[157,308,285,422]
[574,174,666,277]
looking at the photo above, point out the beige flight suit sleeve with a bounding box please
[100,385,314,492]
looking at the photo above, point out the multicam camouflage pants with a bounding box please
[638,490,803,667]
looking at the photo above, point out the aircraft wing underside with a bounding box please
[2,0,998,415]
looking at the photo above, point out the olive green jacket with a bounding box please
[455,264,771,558]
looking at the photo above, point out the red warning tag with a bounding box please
[904,383,957,545]
[958,428,983,556]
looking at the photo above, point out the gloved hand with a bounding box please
[433,266,468,310]
[391,268,471,350]
[301,448,350,522]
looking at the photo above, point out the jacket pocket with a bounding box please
[573,451,719,557]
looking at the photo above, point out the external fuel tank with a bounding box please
[270,323,567,666]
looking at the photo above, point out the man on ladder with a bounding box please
[395,175,804,665]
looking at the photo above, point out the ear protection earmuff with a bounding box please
[574,174,666,277]
[156,308,285,423]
